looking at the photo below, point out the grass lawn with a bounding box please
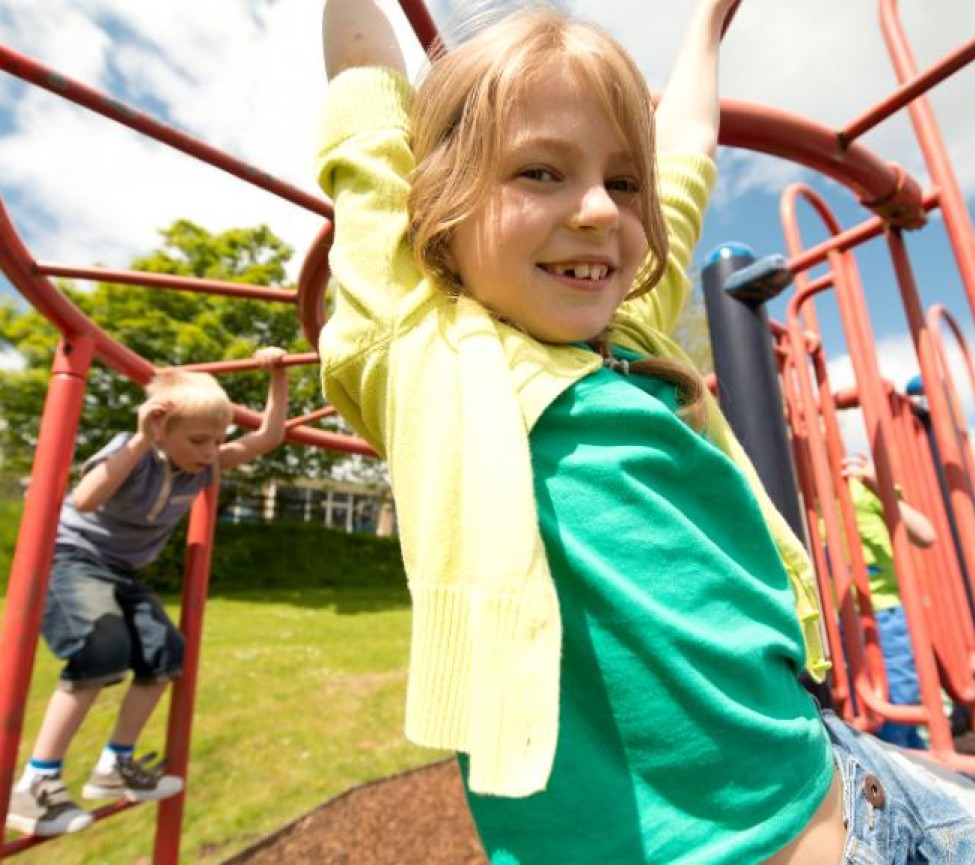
[1,578,438,863]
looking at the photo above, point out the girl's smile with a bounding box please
[447,67,648,344]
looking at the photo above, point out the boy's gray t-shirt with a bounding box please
[56,432,216,572]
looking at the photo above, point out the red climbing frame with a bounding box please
[0,0,974,859]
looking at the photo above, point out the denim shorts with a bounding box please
[42,550,184,690]
[824,710,975,863]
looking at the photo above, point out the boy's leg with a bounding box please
[31,686,102,762]
[110,680,170,746]
[6,687,102,837]
[8,554,128,836]
[83,578,184,802]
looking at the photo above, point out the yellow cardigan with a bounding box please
[317,67,828,797]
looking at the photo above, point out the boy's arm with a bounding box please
[219,348,289,471]
[71,398,171,512]
[322,0,406,78]
[842,452,937,549]
[655,0,737,158]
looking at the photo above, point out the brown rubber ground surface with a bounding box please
[222,759,488,865]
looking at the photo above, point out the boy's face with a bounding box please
[446,67,647,344]
[157,416,227,473]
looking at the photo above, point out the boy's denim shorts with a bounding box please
[824,710,975,863]
[42,549,184,691]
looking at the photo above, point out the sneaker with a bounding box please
[6,776,94,836]
[82,753,183,803]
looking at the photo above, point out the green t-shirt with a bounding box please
[462,351,832,865]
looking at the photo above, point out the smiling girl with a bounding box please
[317,2,975,862]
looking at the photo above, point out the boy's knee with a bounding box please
[61,613,132,687]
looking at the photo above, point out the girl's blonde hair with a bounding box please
[407,5,708,430]
[145,370,233,430]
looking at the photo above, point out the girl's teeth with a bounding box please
[550,263,607,280]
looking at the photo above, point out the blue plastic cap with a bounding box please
[905,375,925,396]
[704,242,756,267]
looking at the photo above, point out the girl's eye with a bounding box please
[519,166,559,182]
[606,176,641,195]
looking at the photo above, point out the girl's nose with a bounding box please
[569,183,619,232]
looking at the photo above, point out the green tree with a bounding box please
[673,279,714,375]
[0,220,372,484]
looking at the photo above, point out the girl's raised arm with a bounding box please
[322,0,407,79]
[655,0,738,157]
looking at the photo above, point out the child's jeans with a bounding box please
[824,710,975,863]
[875,604,926,750]
[42,549,185,690]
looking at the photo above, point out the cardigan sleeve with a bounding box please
[315,67,426,453]
[610,152,716,351]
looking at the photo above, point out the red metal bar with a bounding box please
[839,34,975,147]
[287,406,338,428]
[34,262,298,305]
[778,182,975,754]
[783,188,939,279]
[0,194,154,383]
[827,246,954,751]
[397,0,442,55]
[778,334,857,719]
[784,276,883,731]
[880,0,975,327]
[0,45,332,220]
[928,306,975,496]
[720,0,743,38]
[888,236,975,611]
[921,305,975,600]
[161,352,318,376]
[0,336,94,863]
[718,98,926,229]
[153,483,220,864]
[295,221,334,349]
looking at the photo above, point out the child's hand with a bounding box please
[253,346,286,370]
[137,397,173,443]
[841,451,877,488]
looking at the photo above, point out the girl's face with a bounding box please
[447,67,648,344]
[158,416,227,473]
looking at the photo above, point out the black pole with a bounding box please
[702,243,832,707]
[701,243,805,541]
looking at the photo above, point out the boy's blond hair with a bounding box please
[145,370,233,430]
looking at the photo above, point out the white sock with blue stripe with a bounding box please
[17,758,62,790]
[96,742,135,774]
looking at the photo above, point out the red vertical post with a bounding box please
[880,0,975,326]
[152,481,219,865]
[0,335,94,861]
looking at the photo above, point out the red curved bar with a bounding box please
[880,0,975,322]
[0,45,331,219]
[720,99,925,228]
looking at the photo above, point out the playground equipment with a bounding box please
[1,0,974,861]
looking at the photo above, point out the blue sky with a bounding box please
[1,0,974,443]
